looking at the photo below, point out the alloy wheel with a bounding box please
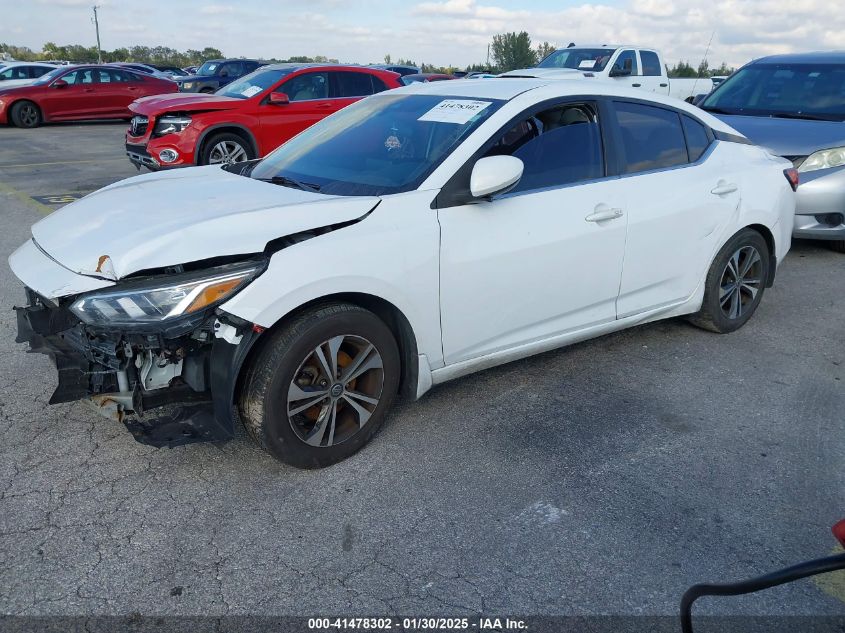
[719,245,762,320]
[20,105,38,127]
[287,335,385,447]
[208,140,248,164]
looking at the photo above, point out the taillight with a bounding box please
[784,168,799,192]
[833,519,845,549]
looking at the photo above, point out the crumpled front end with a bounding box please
[10,240,263,448]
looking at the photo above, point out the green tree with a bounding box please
[668,60,697,78]
[384,53,392,64]
[697,59,709,78]
[535,41,555,63]
[491,32,537,72]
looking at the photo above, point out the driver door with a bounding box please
[259,71,332,155]
[437,101,629,365]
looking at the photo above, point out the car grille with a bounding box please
[783,155,806,169]
[129,115,148,137]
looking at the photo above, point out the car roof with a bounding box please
[260,62,392,73]
[1,61,57,67]
[752,51,845,64]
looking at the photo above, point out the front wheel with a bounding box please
[239,303,401,468]
[10,101,42,128]
[688,228,771,333]
[199,132,254,166]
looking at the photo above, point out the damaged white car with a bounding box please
[10,79,797,468]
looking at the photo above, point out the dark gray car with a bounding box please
[700,51,845,252]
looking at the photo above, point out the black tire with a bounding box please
[830,240,845,254]
[239,303,401,468]
[198,132,254,166]
[688,228,771,333]
[10,100,42,128]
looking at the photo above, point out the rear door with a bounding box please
[610,100,739,316]
[329,70,378,112]
[93,68,129,115]
[638,50,670,94]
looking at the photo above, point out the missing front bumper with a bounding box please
[14,298,260,448]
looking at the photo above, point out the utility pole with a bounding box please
[486,43,490,69]
[92,5,102,64]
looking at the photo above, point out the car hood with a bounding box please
[0,84,37,97]
[30,166,379,281]
[711,114,845,156]
[499,68,587,79]
[129,92,242,115]
[176,74,216,84]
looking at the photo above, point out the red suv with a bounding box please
[125,64,402,169]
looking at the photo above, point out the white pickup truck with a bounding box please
[501,45,714,102]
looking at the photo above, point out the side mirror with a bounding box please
[470,156,524,199]
[609,65,631,77]
[268,92,289,105]
[51,79,68,89]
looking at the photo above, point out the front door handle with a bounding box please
[632,83,642,88]
[711,181,738,196]
[585,205,624,222]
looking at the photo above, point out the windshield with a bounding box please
[701,63,845,121]
[250,93,504,196]
[197,61,220,76]
[538,48,615,71]
[217,68,290,98]
[32,67,65,85]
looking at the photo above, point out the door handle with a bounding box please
[660,83,668,87]
[585,205,624,222]
[632,83,641,88]
[711,182,738,196]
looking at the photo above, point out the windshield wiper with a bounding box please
[770,112,841,122]
[257,175,321,193]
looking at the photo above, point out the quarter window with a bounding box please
[484,103,604,192]
[614,102,688,173]
[681,115,711,162]
[333,71,375,98]
[640,51,662,77]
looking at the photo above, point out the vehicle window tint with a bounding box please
[334,71,374,97]
[0,66,29,80]
[371,76,389,93]
[281,72,329,101]
[30,66,52,78]
[484,103,604,193]
[614,101,688,173]
[614,50,639,76]
[125,71,145,82]
[640,51,662,77]
[682,115,710,162]
[219,62,243,77]
[61,69,98,85]
[96,69,113,83]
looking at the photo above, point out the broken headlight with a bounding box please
[70,263,261,326]
[153,115,192,136]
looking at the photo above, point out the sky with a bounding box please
[0,0,843,69]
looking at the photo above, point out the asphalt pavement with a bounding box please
[0,122,843,626]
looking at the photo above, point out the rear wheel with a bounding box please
[10,101,42,128]
[830,240,845,254]
[688,228,770,333]
[239,303,400,468]
[199,132,254,166]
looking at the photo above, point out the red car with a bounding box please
[124,64,402,169]
[0,65,177,128]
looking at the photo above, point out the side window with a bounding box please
[333,71,374,98]
[614,101,688,173]
[682,115,711,162]
[280,72,329,101]
[371,75,389,93]
[640,51,662,77]
[96,69,112,83]
[219,62,243,78]
[30,67,52,79]
[484,103,604,193]
[124,71,144,82]
[61,69,98,85]
[614,50,639,76]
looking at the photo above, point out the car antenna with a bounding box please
[692,30,715,96]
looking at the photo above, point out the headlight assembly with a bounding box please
[180,82,194,90]
[153,115,192,136]
[70,263,261,326]
[798,146,845,173]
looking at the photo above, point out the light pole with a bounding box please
[92,5,102,64]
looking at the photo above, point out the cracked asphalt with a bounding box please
[0,123,844,623]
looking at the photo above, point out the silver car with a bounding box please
[700,51,845,253]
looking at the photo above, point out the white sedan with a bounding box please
[9,79,796,467]
[0,62,57,88]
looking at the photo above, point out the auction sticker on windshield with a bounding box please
[241,86,263,97]
[418,100,492,124]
